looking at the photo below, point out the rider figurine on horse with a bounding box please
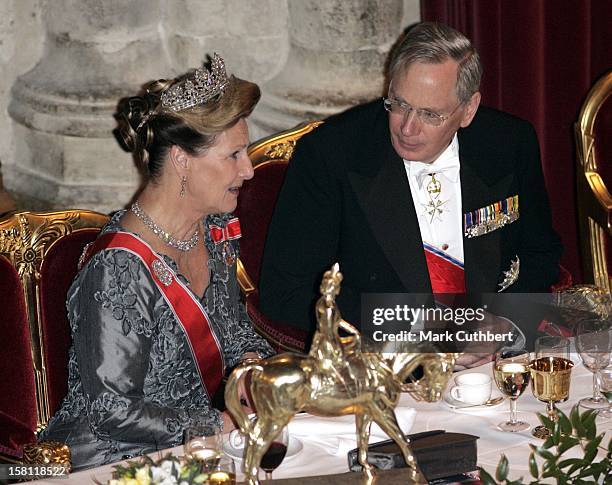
[225,264,455,485]
[310,263,361,371]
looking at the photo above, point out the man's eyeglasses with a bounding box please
[383,97,463,127]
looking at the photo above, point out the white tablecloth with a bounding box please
[29,359,611,483]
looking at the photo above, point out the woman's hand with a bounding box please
[240,352,260,362]
[454,352,494,371]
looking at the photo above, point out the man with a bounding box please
[260,22,562,348]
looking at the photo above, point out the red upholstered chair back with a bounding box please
[39,228,105,415]
[0,255,37,459]
[235,121,322,352]
[0,210,108,432]
[575,70,612,291]
[235,160,289,289]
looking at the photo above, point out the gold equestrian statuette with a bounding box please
[225,264,456,484]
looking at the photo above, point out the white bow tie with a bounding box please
[411,164,460,188]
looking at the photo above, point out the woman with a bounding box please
[39,54,274,470]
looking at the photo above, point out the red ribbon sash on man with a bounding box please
[80,232,224,398]
[423,243,466,294]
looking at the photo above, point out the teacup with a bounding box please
[228,413,257,450]
[449,372,492,405]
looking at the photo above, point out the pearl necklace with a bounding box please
[130,201,199,252]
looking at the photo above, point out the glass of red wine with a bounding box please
[261,426,289,480]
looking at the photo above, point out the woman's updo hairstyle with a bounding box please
[118,54,260,180]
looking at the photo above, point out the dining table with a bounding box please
[27,355,611,484]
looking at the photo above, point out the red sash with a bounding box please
[423,244,466,294]
[80,232,224,398]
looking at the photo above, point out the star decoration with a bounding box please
[422,173,448,222]
[422,198,448,223]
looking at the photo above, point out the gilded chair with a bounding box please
[0,209,108,437]
[236,121,323,352]
[576,70,612,292]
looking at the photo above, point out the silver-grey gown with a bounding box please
[39,211,274,470]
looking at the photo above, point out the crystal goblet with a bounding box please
[183,423,222,466]
[599,367,612,419]
[575,318,611,409]
[493,348,531,432]
[205,456,236,485]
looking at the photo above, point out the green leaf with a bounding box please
[542,435,555,449]
[587,462,605,480]
[542,459,561,476]
[496,454,509,482]
[538,411,554,430]
[542,466,560,478]
[571,405,586,438]
[558,436,580,455]
[558,409,572,435]
[567,459,587,475]
[582,410,597,440]
[558,457,584,469]
[478,466,497,485]
[529,451,539,478]
[583,434,604,464]
[577,463,600,479]
[534,446,555,460]
[553,420,562,445]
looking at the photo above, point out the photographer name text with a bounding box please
[371,329,514,343]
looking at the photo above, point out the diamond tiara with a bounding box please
[161,53,230,112]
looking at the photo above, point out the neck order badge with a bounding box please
[423,173,448,223]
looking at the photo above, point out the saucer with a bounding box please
[222,434,303,461]
[443,393,505,413]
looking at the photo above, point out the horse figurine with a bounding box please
[226,264,456,484]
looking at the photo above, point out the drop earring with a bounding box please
[180,176,187,197]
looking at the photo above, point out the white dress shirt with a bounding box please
[403,134,464,265]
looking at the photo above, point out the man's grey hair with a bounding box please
[388,22,482,103]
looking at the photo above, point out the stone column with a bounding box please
[163,0,290,142]
[251,0,404,134]
[8,0,170,213]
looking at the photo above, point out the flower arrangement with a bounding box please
[106,454,212,485]
[479,405,611,484]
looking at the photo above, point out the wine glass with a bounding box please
[183,423,222,465]
[575,318,612,409]
[535,335,571,360]
[261,426,289,480]
[599,367,612,419]
[530,336,573,438]
[493,348,531,432]
[205,456,236,485]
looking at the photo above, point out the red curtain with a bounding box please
[421,0,612,282]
